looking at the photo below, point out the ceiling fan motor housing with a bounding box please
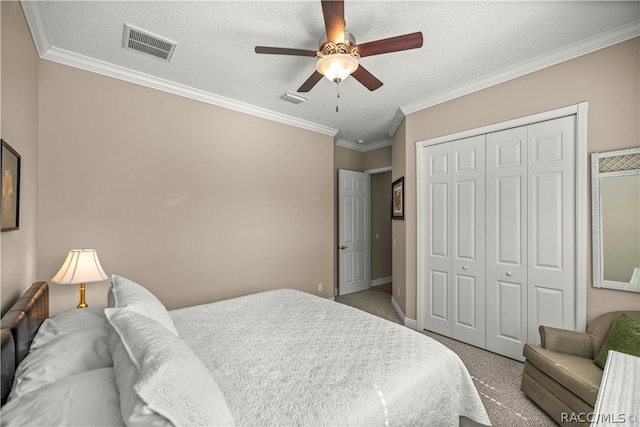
[318,32,359,58]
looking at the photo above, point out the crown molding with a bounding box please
[335,139,360,151]
[394,19,640,128]
[335,137,392,152]
[20,1,50,56]
[387,108,405,138]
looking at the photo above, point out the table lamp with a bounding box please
[51,249,108,308]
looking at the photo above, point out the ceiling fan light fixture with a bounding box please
[316,54,359,83]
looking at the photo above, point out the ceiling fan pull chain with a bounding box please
[336,83,340,112]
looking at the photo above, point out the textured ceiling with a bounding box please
[22,1,640,150]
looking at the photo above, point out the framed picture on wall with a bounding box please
[1,139,21,231]
[392,176,404,220]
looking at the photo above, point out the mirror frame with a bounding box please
[591,147,640,292]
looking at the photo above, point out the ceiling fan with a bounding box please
[255,0,423,93]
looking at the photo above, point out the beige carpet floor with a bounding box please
[335,287,557,427]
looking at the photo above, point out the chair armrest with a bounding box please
[539,325,594,358]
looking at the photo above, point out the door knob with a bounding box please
[339,245,348,250]
[462,266,469,270]
[506,272,513,277]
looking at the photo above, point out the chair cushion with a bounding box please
[594,314,640,368]
[523,344,603,406]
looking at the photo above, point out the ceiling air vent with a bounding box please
[123,24,177,62]
[279,91,307,105]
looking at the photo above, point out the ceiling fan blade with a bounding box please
[298,71,324,92]
[255,46,318,57]
[351,65,383,91]
[357,32,423,58]
[321,0,345,43]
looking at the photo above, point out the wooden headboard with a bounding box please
[0,281,49,405]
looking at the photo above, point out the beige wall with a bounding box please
[334,144,392,173]
[1,1,40,315]
[370,171,392,282]
[38,61,335,314]
[392,121,407,312]
[365,147,393,284]
[335,146,364,171]
[394,38,640,323]
[364,145,392,171]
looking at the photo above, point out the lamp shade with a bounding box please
[316,54,359,83]
[51,249,108,285]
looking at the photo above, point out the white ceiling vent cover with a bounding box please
[123,24,177,61]
[279,92,307,105]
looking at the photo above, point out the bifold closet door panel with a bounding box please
[421,136,486,347]
[451,136,486,348]
[422,143,453,337]
[527,116,576,343]
[485,126,528,362]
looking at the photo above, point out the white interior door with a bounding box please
[421,143,453,336]
[486,126,529,361]
[338,169,370,296]
[485,116,577,360]
[421,137,486,345]
[451,136,486,348]
[527,116,576,343]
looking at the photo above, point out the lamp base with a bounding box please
[77,282,88,309]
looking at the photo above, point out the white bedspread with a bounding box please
[170,289,490,426]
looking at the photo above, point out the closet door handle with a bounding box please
[462,266,468,270]
[506,272,513,277]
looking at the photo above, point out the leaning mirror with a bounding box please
[592,148,640,292]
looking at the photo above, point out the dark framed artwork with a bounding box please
[391,176,404,220]
[1,139,21,231]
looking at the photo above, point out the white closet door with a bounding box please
[527,116,576,343]
[422,143,453,336]
[451,136,486,347]
[418,108,582,361]
[486,126,528,361]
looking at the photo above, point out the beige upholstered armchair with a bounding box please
[521,311,640,426]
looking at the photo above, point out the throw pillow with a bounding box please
[594,314,640,368]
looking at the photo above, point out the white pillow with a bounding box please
[106,308,235,426]
[110,275,178,335]
[1,367,124,427]
[31,306,108,349]
[9,328,112,400]
[108,324,171,426]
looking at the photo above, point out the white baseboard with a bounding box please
[391,296,418,330]
[391,295,403,319]
[371,276,392,287]
[405,317,417,330]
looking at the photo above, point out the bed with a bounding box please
[1,277,491,426]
